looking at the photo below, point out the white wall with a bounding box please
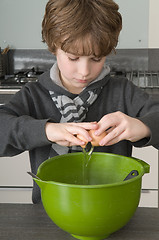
[0,0,152,50]
[0,0,48,49]
[115,0,149,49]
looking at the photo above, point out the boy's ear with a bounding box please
[52,47,57,56]
[49,49,56,56]
[52,51,56,56]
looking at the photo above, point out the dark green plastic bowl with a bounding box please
[34,152,150,240]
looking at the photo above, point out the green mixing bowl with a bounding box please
[33,152,149,240]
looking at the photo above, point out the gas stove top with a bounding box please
[109,70,159,100]
[0,69,159,100]
[110,70,159,89]
[0,68,43,89]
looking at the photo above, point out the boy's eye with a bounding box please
[68,57,79,61]
[91,57,102,62]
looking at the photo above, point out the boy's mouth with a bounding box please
[75,78,88,84]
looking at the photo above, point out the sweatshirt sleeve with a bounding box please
[124,80,159,149]
[133,112,159,149]
[0,85,52,156]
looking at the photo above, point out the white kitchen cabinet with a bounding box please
[132,146,158,208]
[0,151,33,203]
[0,151,32,186]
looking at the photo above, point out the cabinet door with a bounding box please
[0,151,32,187]
[132,146,158,190]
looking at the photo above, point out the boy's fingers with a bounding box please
[99,127,124,146]
[67,125,92,141]
[66,133,86,146]
[57,137,85,146]
[70,122,98,130]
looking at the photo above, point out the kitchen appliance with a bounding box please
[31,152,150,240]
[110,70,159,88]
[0,66,158,91]
[0,67,43,89]
[1,67,159,107]
[1,66,159,89]
[0,67,44,105]
[110,70,159,100]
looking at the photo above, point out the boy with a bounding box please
[0,0,159,204]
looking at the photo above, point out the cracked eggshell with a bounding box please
[77,130,107,147]
[89,129,107,146]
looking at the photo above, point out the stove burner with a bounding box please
[0,67,43,88]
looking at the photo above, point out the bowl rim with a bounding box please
[36,152,148,189]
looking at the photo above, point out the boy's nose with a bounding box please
[78,61,90,78]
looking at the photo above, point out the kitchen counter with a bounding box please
[0,204,158,240]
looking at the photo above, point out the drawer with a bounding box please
[0,188,32,203]
[139,190,158,208]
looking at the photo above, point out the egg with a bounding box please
[77,130,106,148]
[89,129,107,146]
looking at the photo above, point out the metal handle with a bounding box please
[27,171,41,180]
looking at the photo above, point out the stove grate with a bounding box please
[126,71,159,89]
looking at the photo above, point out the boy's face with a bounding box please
[56,48,106,94]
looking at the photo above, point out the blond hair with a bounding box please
[42,0,122,57]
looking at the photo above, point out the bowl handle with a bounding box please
[132,158,150,174]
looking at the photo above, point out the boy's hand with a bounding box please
[45,122,98,146]
[94,111,151,146]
